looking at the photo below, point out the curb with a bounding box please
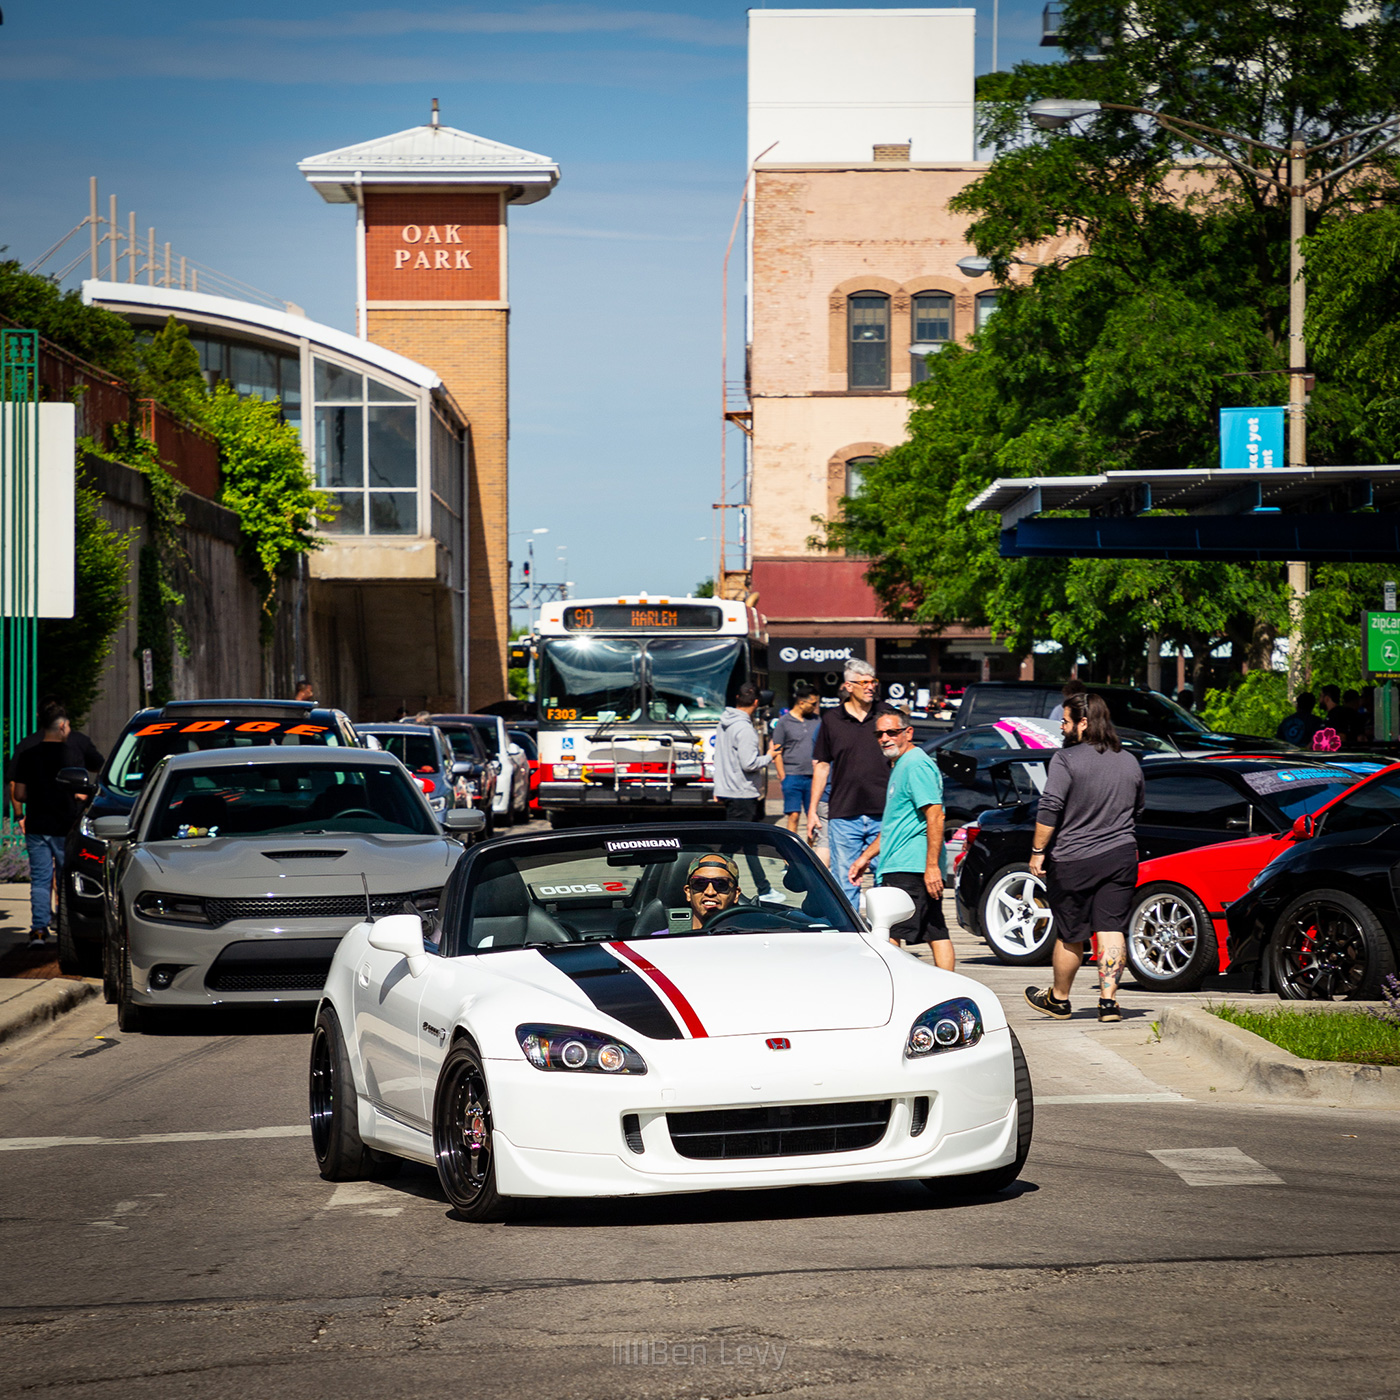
[1157,1005,1400,1108]
[0,979,100,1048]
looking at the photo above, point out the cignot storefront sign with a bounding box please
[768,637,866,671]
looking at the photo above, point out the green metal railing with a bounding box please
[1,329,39,860]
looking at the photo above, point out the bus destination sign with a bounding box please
[563,604,723,632]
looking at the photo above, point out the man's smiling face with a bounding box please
[686,858,740,926]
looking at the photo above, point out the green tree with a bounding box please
[136,315,206,420]
[36,484,133,727]
[828,0,1400,683]
[0,260,138,373]
[201,383,330,637]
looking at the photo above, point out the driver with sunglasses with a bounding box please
[654,853,743,931]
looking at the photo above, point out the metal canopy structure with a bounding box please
[967,466,1400,561]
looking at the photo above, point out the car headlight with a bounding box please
[133,892,211,925]
[905,997,983,1059]
[516,1023,647,1075]
[79,813,96,839]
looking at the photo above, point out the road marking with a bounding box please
[0,1125,309,1152]
[1040,1093,1188,1105]
[88,1193,165,1231]
[1150,1147,1284,1186]
[322,1181,408,1216]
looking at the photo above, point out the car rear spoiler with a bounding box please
[988,754,1053,808]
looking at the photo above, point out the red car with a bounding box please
[1127,760,1399,991]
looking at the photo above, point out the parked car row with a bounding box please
[936,711,1400,1000]
[52,699,538,983]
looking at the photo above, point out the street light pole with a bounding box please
[1287,131,1309,695]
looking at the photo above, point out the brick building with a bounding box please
[300,114,559,708]
[744,8,1041,708]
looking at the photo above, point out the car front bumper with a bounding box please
[478,1025,1020,1198]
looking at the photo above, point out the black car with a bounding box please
[926,720,1177,827]
[950,681,1291,754]
[56,700,360,976]
[1226,764,1400,999]
[955,753,1368,967]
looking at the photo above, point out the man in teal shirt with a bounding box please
[847,711,953,970]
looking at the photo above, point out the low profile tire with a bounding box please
[433,1040,514,1222]
[979,864,1055,965]
[101,923,118,1005]
[1126,882,1219,992]
[57,891,102,979]
[309,1005,401,1181]
[926,1030,1033,1198]
[115,929,147,1034]
[1267,889,1397,1001]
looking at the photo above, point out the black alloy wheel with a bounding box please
[1126,883,1219,992]
[926,1030,1033,1198]
[1268,889,1396,1001]
[433,1040,514,1222]
[309,1005,400,1181]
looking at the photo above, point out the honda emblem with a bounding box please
[765,1037,791,1050]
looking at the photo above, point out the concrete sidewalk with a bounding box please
[0,976,97,1046]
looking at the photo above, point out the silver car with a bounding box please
[95,747,483,1032]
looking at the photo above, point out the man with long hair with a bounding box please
[1024,692,1145,1023]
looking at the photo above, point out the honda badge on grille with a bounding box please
[765,1037,791,1050]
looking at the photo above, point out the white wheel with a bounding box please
[979,863,1055,965]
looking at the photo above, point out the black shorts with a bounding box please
[878,870,950,944]
[1045,844,1137,945]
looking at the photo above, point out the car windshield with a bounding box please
[1320,769,1400,834]
[146,763,438,839]
[456,831,854,953]
[106,717,342,796]
[369,733,440,773]
[1239,766,1363,821]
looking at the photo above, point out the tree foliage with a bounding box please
[36,484,133,728]
[827,0,1400,685]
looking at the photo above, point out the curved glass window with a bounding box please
[848,294,890,389]
[189,333,300,426]
[314,357,419,535]
[975,290,1000,330]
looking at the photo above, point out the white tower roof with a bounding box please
[299,121,560,205]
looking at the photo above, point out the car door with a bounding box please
[352,921,432,1131]
[1137,770,1255,861]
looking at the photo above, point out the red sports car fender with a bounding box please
[1134,835,1286,970]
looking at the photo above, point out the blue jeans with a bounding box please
[25,835,65,933]
[827,814,881,909]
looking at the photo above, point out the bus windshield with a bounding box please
[647,638,743,722]
[538,637,746,724]
[539,638,643,723]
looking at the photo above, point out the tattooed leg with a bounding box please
[1097,932,1127,999]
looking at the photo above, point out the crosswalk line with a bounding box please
[0,1125,310,1152]
[1040,1093,1187,1105]
[1149,1147,1283,1186]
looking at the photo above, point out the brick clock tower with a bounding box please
[300,109,559,707]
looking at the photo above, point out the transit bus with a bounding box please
[530,595,767,823]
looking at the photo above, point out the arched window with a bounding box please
[845,455,878,500]
[848,293,890,389]
[975,290,1000,330]
[910,292,952,383]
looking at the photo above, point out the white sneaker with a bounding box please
[757,890,787,906]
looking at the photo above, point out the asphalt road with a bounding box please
[2,838,1398,1399]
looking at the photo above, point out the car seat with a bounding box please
[467,865,574,949]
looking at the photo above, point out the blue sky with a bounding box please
[1,1,1054,605]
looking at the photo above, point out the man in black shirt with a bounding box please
[4,694,103,826]
[11,705,86,947]
[807,659,896,905]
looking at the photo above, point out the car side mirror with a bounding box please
[1290,813,1316,840]
[507,742,523,758]
[56,765,95,792]
[444,808,487,834]
[450,759,474,777]
[91,815,133,840]
[367,913,429,978]
[860,885,916,939]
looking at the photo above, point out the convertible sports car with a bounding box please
[309,823,1032,1220]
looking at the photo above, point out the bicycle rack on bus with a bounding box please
[586,721,704,802]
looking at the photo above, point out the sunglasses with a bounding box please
[875,726,909,738]
[687,876,736,895]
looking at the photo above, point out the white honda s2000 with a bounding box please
[310,823,1032,1220]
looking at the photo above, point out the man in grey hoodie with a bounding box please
[713,683,782,903]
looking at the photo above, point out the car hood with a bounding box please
[1138,833,1280,884]
[136,834,457,889]
[495,930,895,1037]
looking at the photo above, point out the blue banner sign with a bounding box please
[1220,406,1285,470]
